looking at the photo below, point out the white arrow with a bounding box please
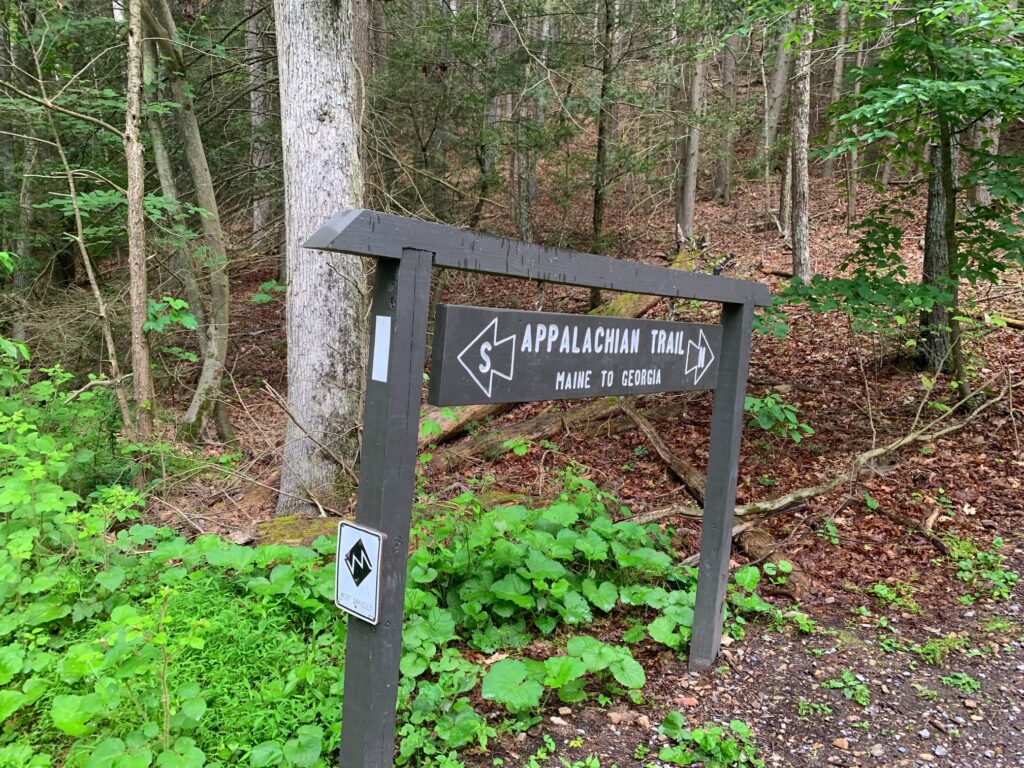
[457,318,516,398]
[685,329,715,386]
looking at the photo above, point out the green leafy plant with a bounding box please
[941,672,981,693]
[869,581,921,614]
[143,296,199,333]
[797,700,832,718]
[822,670,870,707]
[657,712,763,767]
[743,393,814,444]
[943,535,1019,602]
[910,635,968,666]
[250,279,287,304]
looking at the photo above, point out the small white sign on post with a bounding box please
[335,521,385,625]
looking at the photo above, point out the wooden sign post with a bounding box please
[304,210,771,768]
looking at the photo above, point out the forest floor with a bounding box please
[150,171,1023,767]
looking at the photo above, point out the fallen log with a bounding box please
[427,397,621,474]
[418,402,513,449]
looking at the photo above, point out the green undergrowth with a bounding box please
[0,341,785,767]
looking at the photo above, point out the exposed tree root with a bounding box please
[619,398,705,506]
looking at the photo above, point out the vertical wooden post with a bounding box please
[688,301,754,670]
[339,249,433,768]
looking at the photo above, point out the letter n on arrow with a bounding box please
[457,318,516,398]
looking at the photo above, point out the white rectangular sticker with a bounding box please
[335,521,385,625]
[371,315,391,382]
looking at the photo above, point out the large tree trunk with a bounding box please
[145,0,234,443]
[675,52,706,241]
[10,149,35,343]
[273,0,368,515]
[919,138,957,373]
[756,16,792,172]
[3,22,34,343]
[125,0,154,439]
[790,7,813,283]
[822,4,848,179]
[712,35,738,204]
[591,0,615,282]
[245,0,276,248]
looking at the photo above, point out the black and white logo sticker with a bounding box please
[335,522,385,625]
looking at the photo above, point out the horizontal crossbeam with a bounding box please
[305,209,771,307]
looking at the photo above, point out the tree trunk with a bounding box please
[822,4,848,179]
[846,28,865,224]
[790,7,813,283]
[779,142,792,239]
[713,35,738,204]
[144,0,234,443]
[756,16,792,172]
[919,139,954,372]
[273,0,368,515]
[125,0,154,439]
[591,0,615,272]
[143,40,210,357]
[675,52,705,241]
[245,0,276,249]
[472,22,505,229]
[967,116,999,207]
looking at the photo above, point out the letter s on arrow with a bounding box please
[478,342,492,374]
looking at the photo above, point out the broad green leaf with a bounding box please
[559,590,592,624]
[285,726,323,768]
[51,693,104,736]
[0,644,25,685]
[95,566,126,592]
[582,579,617,612]
[647,615,681,649]
[249,742,283,767]
[609,655,646,689]
[0,690,25,721]
[539,502,579,528]
[481,659,542,713]
[519,549,566,581]
[542,655,588,689]
[733,565,760,593]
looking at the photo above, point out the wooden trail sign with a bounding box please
[304,209,770,768]
[429,305,722,405]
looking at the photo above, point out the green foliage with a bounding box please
[0,350,791,768]
[941,672,980,693]
[743,393,813,444]
[868,581,921,615]
[796,699,832,718]
[942,535,1019,602]
[657,712,763,767]
[822,670,871,707]
[910,635,967,666]
[250,280,287,304]
[143,296,198,333]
